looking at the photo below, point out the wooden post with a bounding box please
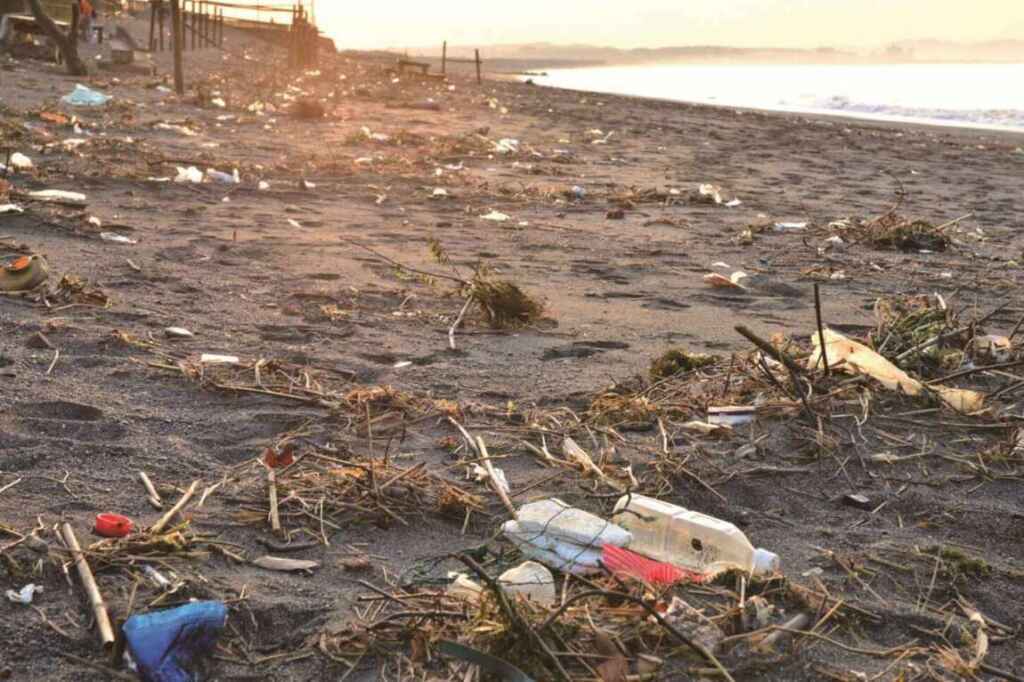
[158,0,164,51]
[170,0,184,95]
[289,5,296,68]
[216,8,222,48]
[148,0,156,51]
[203,3,210,47]
[475,48,481,84]
[189,0,196,50]
[441,40,447,74]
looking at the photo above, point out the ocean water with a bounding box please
[535,63,1024,132]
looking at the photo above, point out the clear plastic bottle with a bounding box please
[613,494,779,577]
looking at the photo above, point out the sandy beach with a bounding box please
[2,11,1024,681]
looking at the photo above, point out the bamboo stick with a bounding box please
[138,471,163,510]
[268,469,281,533]
[476,437,517,519]
[149,480,198,533]
[61,523,115,650]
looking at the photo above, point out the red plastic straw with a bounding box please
[602,545,704,586]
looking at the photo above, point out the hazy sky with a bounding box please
[313,0,1023,50]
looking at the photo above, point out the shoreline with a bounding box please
[510,61,1024,139]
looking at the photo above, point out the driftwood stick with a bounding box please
[813,284,830,377]
[448,417,481,455]
[758,612,812,649]
[61,523,115,650]
[149,480,198,533]
[735,325,805,377]
[268,469,281,533]
[138,471,163,510]
[476,437,518,520]
[448,296,474,351]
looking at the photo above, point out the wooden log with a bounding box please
[62,523,116,650]
[475,48,481,84]
[149,479,198,534]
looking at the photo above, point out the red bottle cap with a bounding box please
[95,513,134,538]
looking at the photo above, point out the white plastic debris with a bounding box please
[0,204,24,214]
[10,152,33,170]
[809,328,983,414]
[446,572,484,602]
[200,353,239,365]
[613,494,779,577]
[393,360,412,369]
[143,565,172,588]
[205,168,240,184]
[703,271,748,290]
[258,180,270,191]
[174,166,203,184]
[61,84,111,107]
[100,232,137,244]
[493,138,519,154]
[156,123,198,137]
[362,126,390,142]
[165,327,194,339]
[725,198,743,207]
[498,561,556,606]
[707,406,756,427]
[300,179,317,190]
[472,463,510,495]
[431,188,448,198]
[211,97,226,108]
[774,222,808,232]
[698,183,725,204]
[502,498,632,574]
[6,584,42,605]
[28,189,87,203]
[481,210,510,222]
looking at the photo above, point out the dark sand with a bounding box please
[1,13,1024,681]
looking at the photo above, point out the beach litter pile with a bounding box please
[1,9,1023,682]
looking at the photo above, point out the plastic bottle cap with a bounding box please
[95,513,134,538]
[752,548,780,575]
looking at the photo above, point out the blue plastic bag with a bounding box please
[123,601,227,682]
[61,84,111,107]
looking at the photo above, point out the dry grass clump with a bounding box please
[841,214,951,251]
[471,278,544,328]
[650,349,717,381]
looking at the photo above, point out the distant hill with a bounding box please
[405,40,1024,66]
[892,39,1024,62]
